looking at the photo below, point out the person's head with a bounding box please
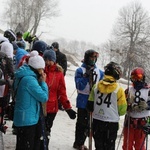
[28,51,45,75]
[16,41,25,49]
[83,49,98,66]
[43,49,56,66]
[32,40,47,56]
[51,42,59,51]
[12,42,19,54]
[4,29,16,43]
[16,31,23,40]
[104,61,122,80]
[130,67,146,90]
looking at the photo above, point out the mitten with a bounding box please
[66,109,76,119]
[87,101,94,112]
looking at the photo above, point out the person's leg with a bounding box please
[16,125,36,150]
[93,119,105,150]
[73,108,89,148]
[122,126,134,150]
[134,128,146,150]
[104,122,118,150]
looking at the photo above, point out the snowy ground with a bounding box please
[2,68,150,150]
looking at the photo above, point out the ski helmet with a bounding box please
[104,62,122,80]
[51,42,59,49]
[84,49,98,66]
[16,31,23,37]
[32,40,47,55]
[130,67,145,82]
[4,29,16,42]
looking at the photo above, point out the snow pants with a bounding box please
[93,119,118,150]
[74,108,89,147]
[16,120,41,150]
[122,117,146,150]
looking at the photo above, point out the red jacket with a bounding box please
[45,64,71,113]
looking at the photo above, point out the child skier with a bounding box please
[122,67,150,150]
[87,61,127,150]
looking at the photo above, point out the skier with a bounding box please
[42,49,76,149]
[73,49,104,150]
[51,42,67,110]
[51,42,67,76]
[16,31,26,49]
[13,52,48,150]
[87,61,127,150]
[122,67,150,150]
[23,31,38,51]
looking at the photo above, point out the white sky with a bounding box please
[1,0,150,45]
[41,0,150,45]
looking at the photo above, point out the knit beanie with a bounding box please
[43,49,56,62]
[1,41,13,59]
[28,51,45,69]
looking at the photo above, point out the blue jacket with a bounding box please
[13,64,48,127]
[75,63,104,108]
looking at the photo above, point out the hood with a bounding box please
[14,64,37,79]
[97,75,118,94]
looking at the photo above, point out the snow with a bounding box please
[2,67,150,150]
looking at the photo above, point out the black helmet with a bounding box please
[32,40,47,55]
[51,42,59,49]
[16,31,23,37]
[84,49,98,66]
[104,62,122,80]
[4,29,16,42]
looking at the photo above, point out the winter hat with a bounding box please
[51,42,59,49]
[32,40,47,54]
[43,49,56,62]
[28,51,45,69]
[1,41,13,59]
[0,35,9,43]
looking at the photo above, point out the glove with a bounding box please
[139,100,148,110]
[131,104,141,112]
[87,101,94,112]
[66,109,76,119]
[83,66,94,77]
[132,100,148,112]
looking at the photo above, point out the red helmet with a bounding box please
[130,67,145,82]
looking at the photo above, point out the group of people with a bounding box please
[0,29,149,150]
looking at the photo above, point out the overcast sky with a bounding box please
[42,0,150,45]
[1,0,150,45]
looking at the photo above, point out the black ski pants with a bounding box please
[74,108,89,146]
[93,119,119,150]
[15,120,41,150]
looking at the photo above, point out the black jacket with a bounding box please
[56,49,67,76]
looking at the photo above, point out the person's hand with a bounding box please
[66,109,77,119]
[83,66,94,77]
[41,72,46,82]
[132,99,148,112]
[139,100,148,110]
[39,69,46,82]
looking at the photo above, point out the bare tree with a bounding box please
[112,1,150,78]
[4,0,59,35]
